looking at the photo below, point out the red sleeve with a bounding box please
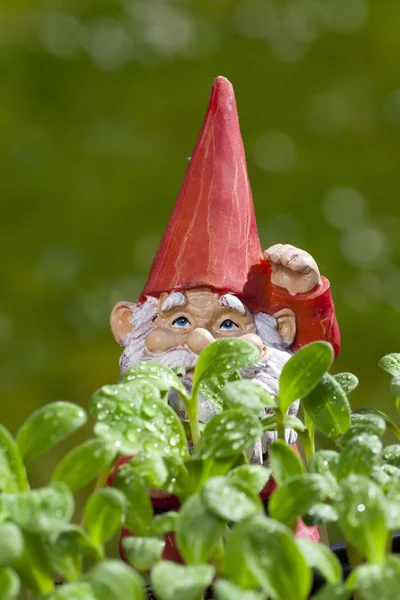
[267,276,341,357]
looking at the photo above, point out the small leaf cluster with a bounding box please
[2,342,400,599]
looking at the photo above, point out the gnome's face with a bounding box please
[145,289,265,360]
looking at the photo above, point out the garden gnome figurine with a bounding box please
[109,76,340,544]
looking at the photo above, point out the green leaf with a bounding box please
[152,511,179,535]
[200,371,241,412]
[222,380,276,411]
[55,525,97,557]
[382,445,400,467]
[333,372,359,394]
[91,382,187,459]
[296,539,341,584]
[269,474,329,527]
[44,582,96,600]
[284,414,306,432]
[113,463,153,535]
[302,373,351,440]
[227,465,271,495]
[340,410,386,443]
[311,583,350,600]
[0,425,28,493]
[269,440,303,485]
[11,531,54,594]
[335,475,388,563]
[308,450,340,478]
[279,342,334,415]
[379,353,400,376]
[390,375,400,396]
[118,361,188,398]
[224,514,311,599]
[16,402,87,464]
[123,536,165,571]
[348,555,400,600]
[201,476,262,523]
[303,503,338,526]
[336,434,382,479]
[193,338,260,393]
[0,568,20,600]
[1,482,74,533]
[214,579,264,600]
[177,494,225,564]
[151,562,215,600]
[52,438,117,493]
[0,523,23,565]
[128,453,168,488]
[84,488,126,548]
[87,560,145,600]
[195,409,262,459]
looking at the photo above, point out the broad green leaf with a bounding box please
[11,531,54,594]
[52,438,117,493]
[308,450,340,478]
[222,380,276,411]
[382,445,400,467]
[340,410,386,443]
[0,524,23,566]
[128,453,168,488]
[261,414,277,431]
[383,478,400,530]
[151,562,215,600]
[0,568,20,600]
[284,414,306,432]
[269,440,303,485]
[0,425,28,493]
[192,338,260,393]
[113,464,153,535]
[335,475,388,563]
[269,474,329,527]
[152,511,179,535]
[84,488,126,548]
[379,353,400,376]
[201,476,262,523]
[123,536,165,571]
[87,560,145,600]
[200,371,241,412]
[224,514,311,599]
[118,361,188,398]
[303,503,338,526]
[55,525,96,557]
[302,373,351,440]
[16,402,87,464]
[215,579,264,600]
[1,482,74,533]
[336,434,382,479]
[91,382,187,459]
[279,342,334,415]
[333,372,359,394]
[296,539,341,584]
[177,494,225,564]
[195,409,262,459]
[227,465,271,495]
[312,583,350,600]
[44,582,96,600]
[391,375,400,396]
[348,555,400,600]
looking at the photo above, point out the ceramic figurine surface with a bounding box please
[109,76,340,544]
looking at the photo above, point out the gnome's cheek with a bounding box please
[145,328,182,353]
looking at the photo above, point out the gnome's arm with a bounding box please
[264,245,340,356]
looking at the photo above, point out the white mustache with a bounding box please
[140,347,198,372]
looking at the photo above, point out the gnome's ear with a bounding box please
[273,308,296,345]
[110,301,136,344]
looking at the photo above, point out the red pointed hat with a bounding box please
[140,76,269,310]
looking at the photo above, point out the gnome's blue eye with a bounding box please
[172,316,190,328]
[220,319,238,330]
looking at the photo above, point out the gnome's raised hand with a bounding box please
[264,244,321,296]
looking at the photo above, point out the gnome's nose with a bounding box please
[187,328,215,355]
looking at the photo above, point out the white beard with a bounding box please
[119,297,297,465]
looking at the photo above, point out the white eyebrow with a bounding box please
[219,294,246,314]
[161,291,187,312]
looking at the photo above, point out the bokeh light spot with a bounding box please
[322,186,368,230]
[254,131,297,173]
[340,225,389,268]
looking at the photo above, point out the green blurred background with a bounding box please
[1,0,400,484]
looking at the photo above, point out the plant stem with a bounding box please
[346,544,364,600]
[185,388,200,449]
[274,409,285,441]
[319,523,330,546]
